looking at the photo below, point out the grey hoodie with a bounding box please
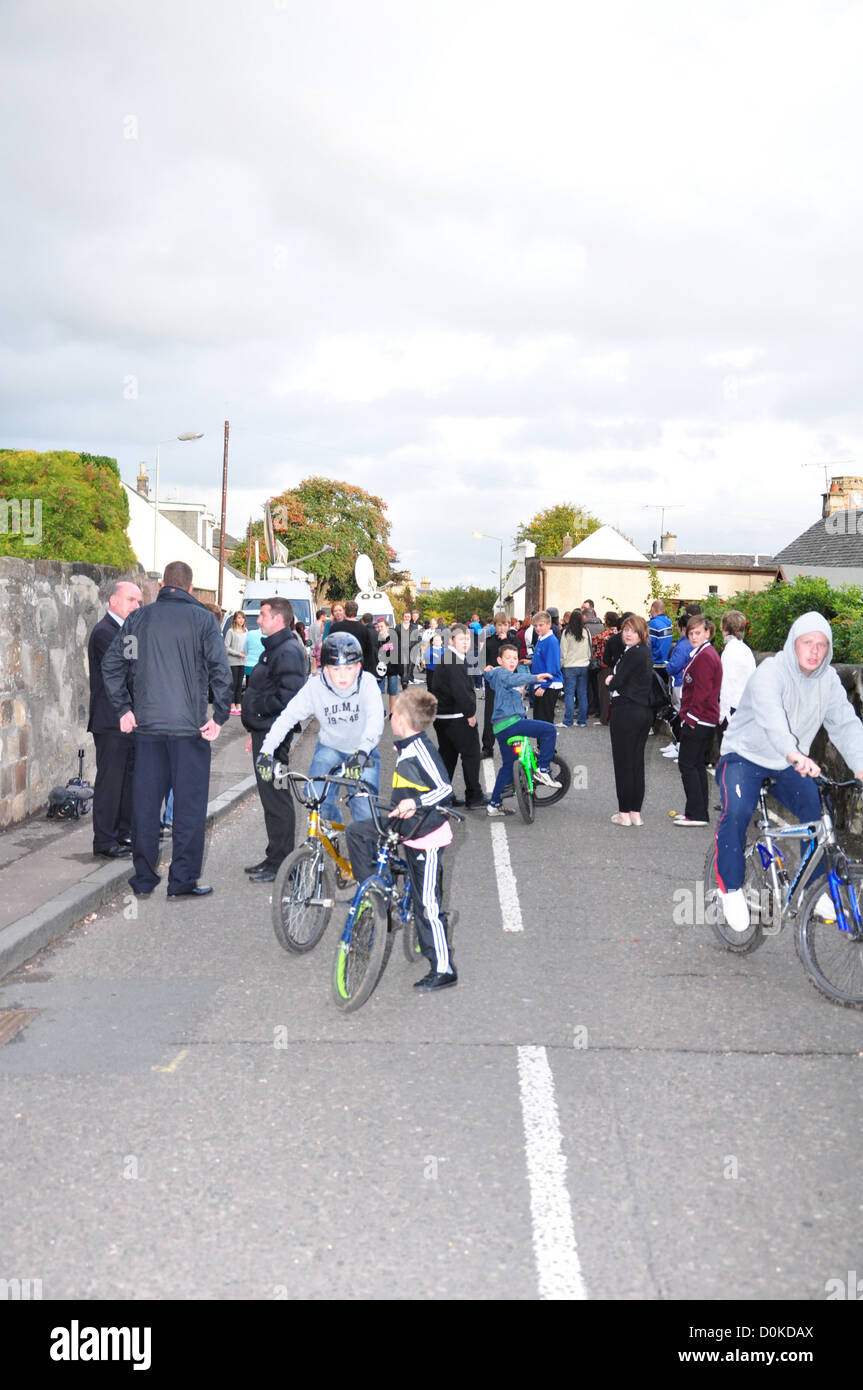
[720,611,863,772]
[261,669,384,758]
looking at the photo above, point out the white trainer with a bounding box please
[535,769,562,789]
[719,888,751,932]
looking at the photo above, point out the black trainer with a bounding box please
[245,860,269,874]
[413,969,458,992]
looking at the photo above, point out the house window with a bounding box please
[708,585,718,595]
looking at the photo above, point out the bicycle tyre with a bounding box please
[796,873,863,1008]
[401,907,424,964]
[514,761,535,824]
[702,835,767,954]
[332,886,389,1012]
[271,843,336,954]
[532,753,572,808]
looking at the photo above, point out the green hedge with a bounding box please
[0,450,136,567]
[699,576,863,660]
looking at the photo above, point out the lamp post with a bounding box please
[152,431,204,571]
[472,530,504,610]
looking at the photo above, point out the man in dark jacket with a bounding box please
[102,560,232,899]
[432,624,486,807]
[87,579,142,858]
[329,600,377,674]
[241,597,308,882]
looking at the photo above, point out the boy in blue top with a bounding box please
[530,610,563,723]
[484,641,561,816]
[648,600,674,667]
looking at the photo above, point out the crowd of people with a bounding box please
[87,563,863,983]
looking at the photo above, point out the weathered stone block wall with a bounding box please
[0,558,143,828]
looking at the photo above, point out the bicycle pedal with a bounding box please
[307,898,335,908]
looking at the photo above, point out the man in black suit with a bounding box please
[102,560,232,899]
[87,580,143,858]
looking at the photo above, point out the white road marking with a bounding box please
[490,823,523,932]
[517,1044,587,1300]
[481,759,524,931]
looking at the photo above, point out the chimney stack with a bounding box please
[136,462,150,498]
[661,531,677,554]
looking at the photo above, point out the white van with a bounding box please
[222,567,316,674]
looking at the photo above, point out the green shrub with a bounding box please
[697,577,863,660]
[0,449,136,567]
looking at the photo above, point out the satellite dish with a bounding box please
[354,553,376,590]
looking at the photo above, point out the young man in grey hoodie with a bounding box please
[713,612,863,931]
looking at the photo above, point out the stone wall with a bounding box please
[0,558,143,828]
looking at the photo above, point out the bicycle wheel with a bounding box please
[532,753,572,808]
[796,873,863,1008]
[702,834,767,954]
[514,761,535,824]
[271,843,335,954]
[401,907,424,964]
[332,886,389,1012]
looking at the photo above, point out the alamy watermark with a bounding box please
[825,509,863,536]
[0,498,42,545]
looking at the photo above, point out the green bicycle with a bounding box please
[506,735,571,824]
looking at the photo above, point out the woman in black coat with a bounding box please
[606,614,654,826]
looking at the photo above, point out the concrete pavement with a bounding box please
[0,716,303,979]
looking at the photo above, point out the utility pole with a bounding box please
[217,420,229,609]
[245,518,252,579]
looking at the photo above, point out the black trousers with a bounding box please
[251,730,297,868]
[678,723,715,821]
[609,700,652,813]
[532,689,558,724]
[91,730,134,852]
[346,820,453,973]
[130,735,211,894]
[230,665,245,703]
[434,716,483,804]
[481,676,495,754]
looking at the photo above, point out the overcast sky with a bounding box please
[2,0,861,588]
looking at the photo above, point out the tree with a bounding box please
[515,502,601,558]
[645,563,681,612]
[0,450,136,567]
[415,585,498,624]
[229,477,398,600]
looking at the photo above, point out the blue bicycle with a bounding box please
[332,794,463,1013]
[704,774,863,1007]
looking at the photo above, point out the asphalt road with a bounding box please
[1,713,861,1302]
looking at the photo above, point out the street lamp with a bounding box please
[153,432,204,570]
[472,530,504,611]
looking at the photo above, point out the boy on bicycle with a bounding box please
[346,686,457,992]
[715,611,863,930]
[256,631,384,824]
[484,641,561,817]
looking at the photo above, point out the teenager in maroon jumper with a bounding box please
[673,616,722,827]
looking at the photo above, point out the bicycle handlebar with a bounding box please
[281,769,465,828]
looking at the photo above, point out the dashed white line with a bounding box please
[481,759,523,932]
[517,1044,587,1300]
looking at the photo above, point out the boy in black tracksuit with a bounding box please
[431,624,486,807]
[346,687,457,992]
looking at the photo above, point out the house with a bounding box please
[524,525,779,618]
[124,482,246,609]
[775,475,863,587]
